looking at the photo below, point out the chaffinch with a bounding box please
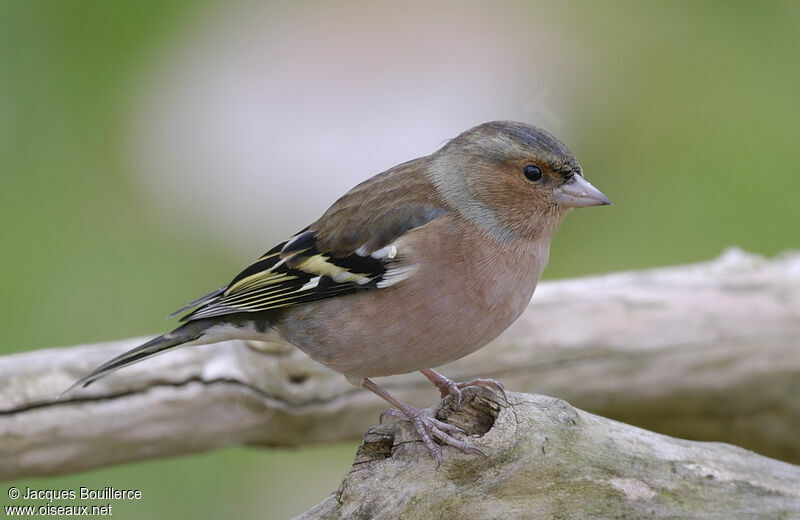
[73,121,610,460]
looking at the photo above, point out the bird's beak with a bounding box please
[553,175,612,208]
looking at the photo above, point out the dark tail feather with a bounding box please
[64,324,203,394]
[167,286,226,319]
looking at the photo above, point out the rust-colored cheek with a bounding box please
[468,172,553,235]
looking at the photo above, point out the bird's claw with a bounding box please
[434,377,508,408]
[379,407,481,462]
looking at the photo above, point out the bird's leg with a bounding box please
[360,378,481,462]
[420,368,507,408]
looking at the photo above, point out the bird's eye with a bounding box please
[522,165,543,182]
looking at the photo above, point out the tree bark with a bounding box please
[1,248,799,480]
[293,388,800,520]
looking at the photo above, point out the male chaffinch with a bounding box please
[73,121,610,460]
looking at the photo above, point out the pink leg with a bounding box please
[420,368,507,408]
[361,378,482,462]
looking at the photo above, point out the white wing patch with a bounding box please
[299,276,321,291]
[376,264,417,288]
[371,244,398,260]
[355,244,398,260]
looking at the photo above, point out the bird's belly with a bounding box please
[274,261,538,378]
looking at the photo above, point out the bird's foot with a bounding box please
[431,375,508,408]
[362,377,483,462]
[380,406,483,463]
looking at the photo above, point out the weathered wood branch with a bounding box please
[1,248,799,480]
[294,388,800,520]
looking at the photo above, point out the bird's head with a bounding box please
[431,121,611,241]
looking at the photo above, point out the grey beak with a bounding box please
[553,175,612,208]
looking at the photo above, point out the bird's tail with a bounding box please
[65,322,208,393]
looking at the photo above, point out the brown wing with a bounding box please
[175,157,449,321]
[312,156,448,255]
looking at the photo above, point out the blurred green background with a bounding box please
[1,1,798,518]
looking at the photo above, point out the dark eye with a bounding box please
[522,164,542,182]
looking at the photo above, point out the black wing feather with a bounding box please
[178,230,390,321]
[173,204,447,322]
